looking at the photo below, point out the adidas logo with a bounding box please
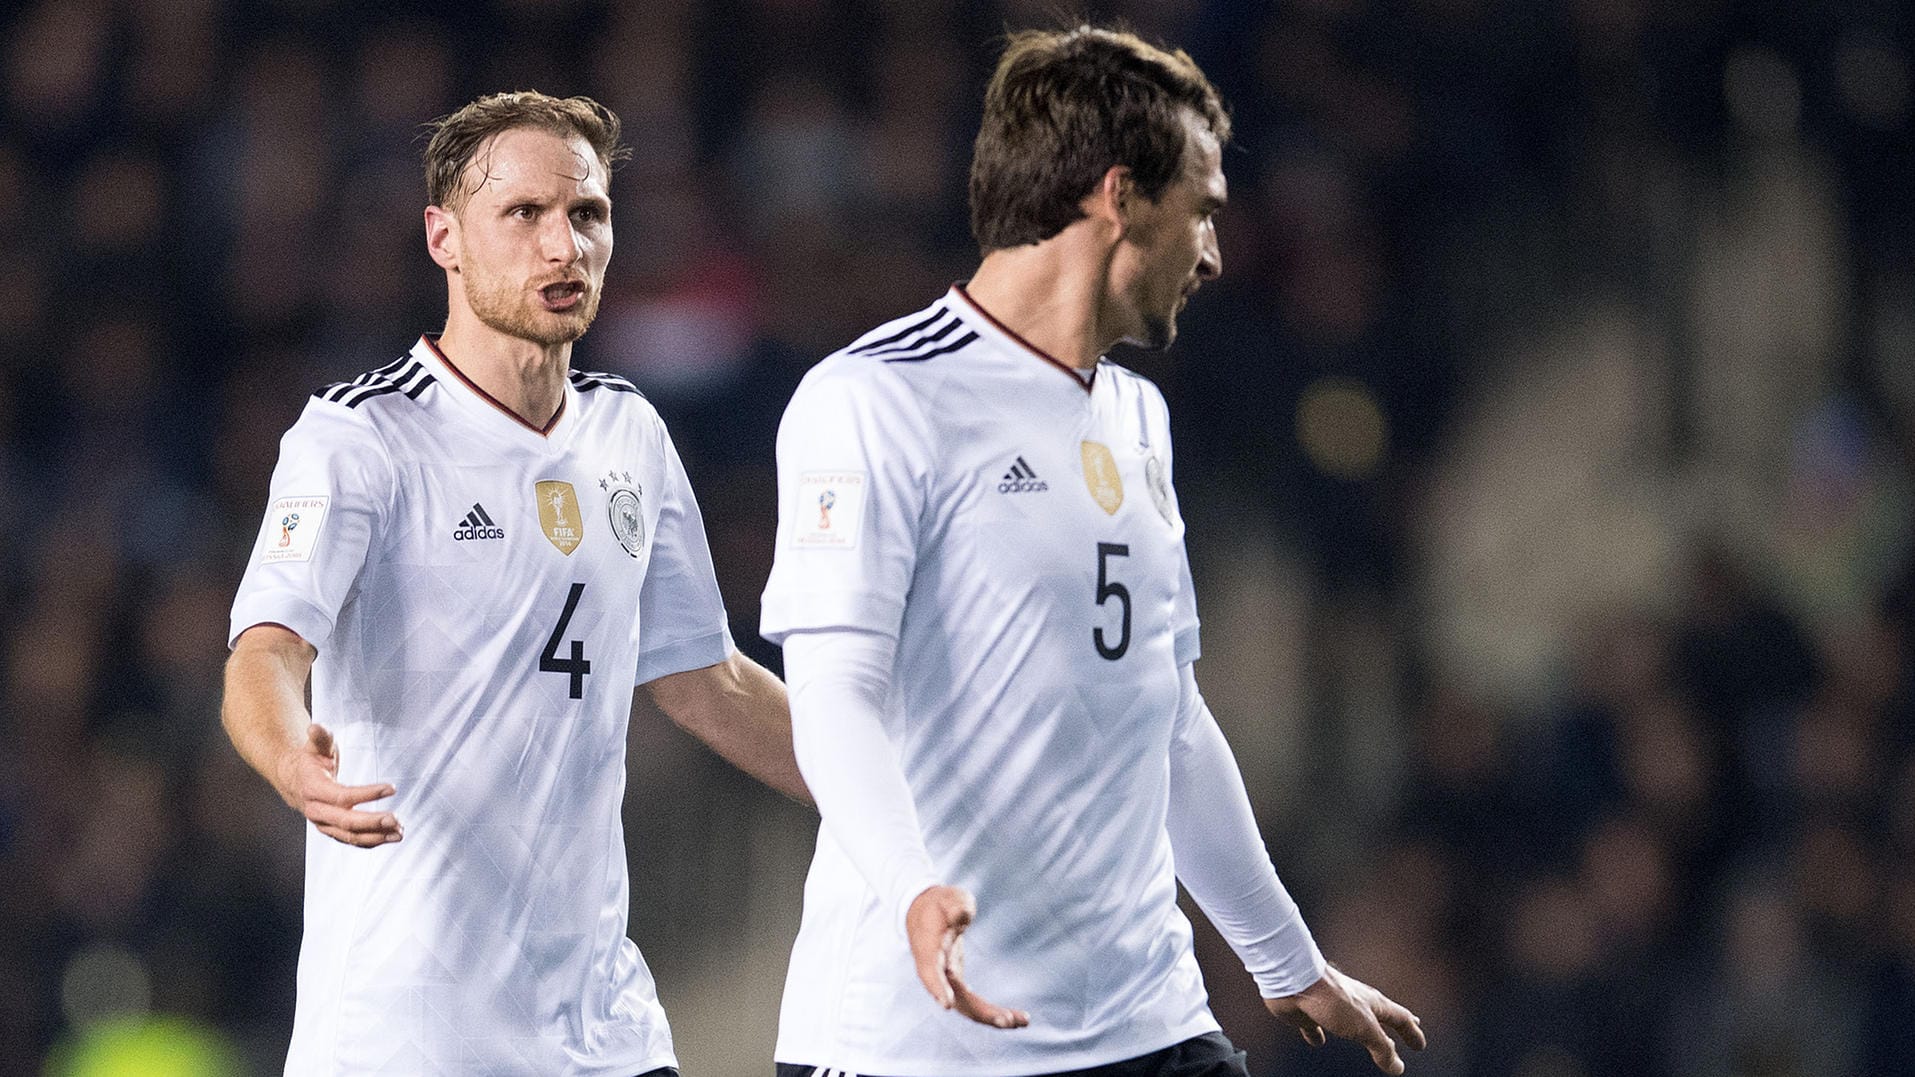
[997,456,1049,494]
[453,503,505,541]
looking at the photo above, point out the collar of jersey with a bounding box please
[415,335,575,445]
[947,284,1099,395]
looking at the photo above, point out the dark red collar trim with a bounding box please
[422,335,566,435]
[951,285,1096,393]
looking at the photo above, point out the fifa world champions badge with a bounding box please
[795,471,865,549]
[600,469,645,558]
[261,495,329,564]
[535,480,584,555]
[1080,441,1124,515]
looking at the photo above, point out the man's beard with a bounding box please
[1135,310,1177,350]
[463,270,600,346]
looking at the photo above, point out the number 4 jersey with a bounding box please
[229,336,733,1076]
[760,288,1214,1074]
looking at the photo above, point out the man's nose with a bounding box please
[543,216,581,264]
[1197,227,1221,281]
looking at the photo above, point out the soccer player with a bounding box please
[760,27,1426,1077]
[222,92,806,1076]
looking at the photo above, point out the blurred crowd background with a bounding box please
[1,0,1911,1074]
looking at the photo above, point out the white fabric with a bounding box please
[1166,664,1327,997]
[230,337,733,1076]
[783,629,939,940]
[763,288,1289,1075]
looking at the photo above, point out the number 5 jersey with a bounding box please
[761,288,1320,1076]
[229,336,733,1076]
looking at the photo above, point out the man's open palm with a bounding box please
[905,885,1030,1030]
[1266,966,1426,1074]
[278,722,402,848]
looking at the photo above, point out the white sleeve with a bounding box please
[633,418,735,685]
[1166,662,1326,997]
[760,362,934,643]
[782,628,940,938]
[228,399,393,650]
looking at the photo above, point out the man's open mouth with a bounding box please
[540,281,586,310]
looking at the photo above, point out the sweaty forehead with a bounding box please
[465,128,607,202]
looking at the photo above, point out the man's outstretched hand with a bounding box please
[276,722,402,848]
[905,885,1030,1030]
[1265,966,1426,1074]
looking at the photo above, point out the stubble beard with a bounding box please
[1128,270,1187,351]
[1138,312,1177,350]
[463,268,601,347]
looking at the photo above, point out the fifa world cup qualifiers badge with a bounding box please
[600,469,645,558]
[795,471,865,549]
[261,495,330,564]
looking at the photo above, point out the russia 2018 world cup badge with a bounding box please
[1145,455,1174,525]
[600,469,645,557]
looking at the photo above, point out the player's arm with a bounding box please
[222,624,401,847]
[632,413,813,801]
[641,651,809,802]
[1165,663,1424,1072]
[782,628,1028,1030]
[763,364,1023,1027]
[224,400,398,848]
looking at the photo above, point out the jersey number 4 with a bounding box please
[1094,543,1130,661]
[541,582,592,698]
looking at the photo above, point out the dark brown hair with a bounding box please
[421,91,630,212]
[969,26,1230,253]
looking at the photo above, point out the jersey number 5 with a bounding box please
[1094,543,1130,660]
[541,582,592,698]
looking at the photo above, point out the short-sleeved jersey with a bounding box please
[229,337,733,1077]
[761,289,1211,1075]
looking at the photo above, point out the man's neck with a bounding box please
[962,234,1116,371]
[435,312,570,430]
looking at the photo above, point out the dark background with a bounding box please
[3,1,1913,1074]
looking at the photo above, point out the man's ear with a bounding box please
[1081,165,1133,238]
[424,204,460,272]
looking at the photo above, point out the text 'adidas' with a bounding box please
[454,503,505,541]
[997,456,1049,494]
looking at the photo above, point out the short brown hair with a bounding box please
[969,26,1230,252]
[422,91,630,212]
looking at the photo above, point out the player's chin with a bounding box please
[1135,313,1177,351]
[529,308,598,346]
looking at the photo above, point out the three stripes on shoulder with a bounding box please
[315,357,435,408]
[315,359,644,409]
[850,305,978,364]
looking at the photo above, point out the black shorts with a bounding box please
[774,1030,1249,1077]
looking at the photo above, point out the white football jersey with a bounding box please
[229,337,733,1076]
[761,289,1214,1075]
